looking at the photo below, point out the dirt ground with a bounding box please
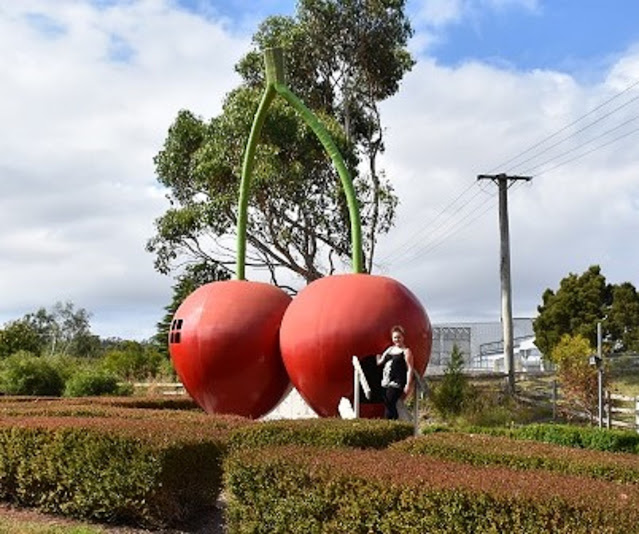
[0,496,226,534]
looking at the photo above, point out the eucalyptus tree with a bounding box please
[0,301,98,358]
[147,0,413,287]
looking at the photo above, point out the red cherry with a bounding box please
[279,273,432,418]
[169,280,291,418]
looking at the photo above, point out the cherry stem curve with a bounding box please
[236,47,363,280]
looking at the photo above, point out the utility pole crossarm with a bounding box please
[477,174,532,183]
[476,172,532,395]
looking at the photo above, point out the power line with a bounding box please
[376,180,487,264]
[505,96,639,175]
[487,77,639,174]
[519,115,639,176]
[379,77,639,270]
[529,124,639,178]
[398,191,496,263]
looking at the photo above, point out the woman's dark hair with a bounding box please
[390,325,405,336]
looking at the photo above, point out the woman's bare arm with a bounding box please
[376,348,389,365]
[404,348,414,395]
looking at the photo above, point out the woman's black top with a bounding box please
[381,350,407,389]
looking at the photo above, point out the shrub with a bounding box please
[228,418,413,452]
[0,353,65,396]
[392,432,639,484]
[430,344,468,418]
[465,423,639,454]
[552,334,600,420]
[47,353,82,382]
[225,444,639,533]
[102,343,165,381]
[516,423,639,453]
[0,419,228,528]
[63,369,131,397]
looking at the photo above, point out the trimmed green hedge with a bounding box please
[392,432,639,484]
[0,418,230,528]
[464,423,639,453]
[228,418,414,451]
[225,444,639,533]
[0,396,200,413]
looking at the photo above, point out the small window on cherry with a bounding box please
[170,318,184,344]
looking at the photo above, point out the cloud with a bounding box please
[0,0,249,338]
[413,0,539,28]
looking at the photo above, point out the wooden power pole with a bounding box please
[477,173,531,394]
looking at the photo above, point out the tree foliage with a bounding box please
[0,319,43,359]
[0,301,99,359]
[606,282,639,352]
[148,0,412,286]
[533,265,639,357]
[551,334,601,421]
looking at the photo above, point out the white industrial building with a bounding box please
[428,318,545,375]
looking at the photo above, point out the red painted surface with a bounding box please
[169,280,291,418]
[279,273,432,418]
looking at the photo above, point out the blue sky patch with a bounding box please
[107,34,135,63]
[412,1,639,80]
[24,12,66,39]
[164,0,639,81]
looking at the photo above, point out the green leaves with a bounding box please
[149,0,410,285]
[534,265,639,357]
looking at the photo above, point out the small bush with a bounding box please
[516,423,639,453]
[101,343,165,381]
[430,344,468,418]
[64,369,130,397]
[0,353,65,396]
[464,423,639,454]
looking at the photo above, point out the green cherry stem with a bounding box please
[236,82,275,280]
[274,83,364,274]
[236,47,364,280]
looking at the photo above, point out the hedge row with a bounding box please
[392,432,639,484]
[0,403,414,529]
[228,418,414,451]
[0,395,200,414]
[225,444,639,533]
[464,423,639,453]
[0,417,231,528]
[5,399,639,531]
[0,397,237,427]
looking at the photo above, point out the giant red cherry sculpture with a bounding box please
[169,280,291,418]
[280,274,432,417]
[260,47,432,418]
[167,49,299,419]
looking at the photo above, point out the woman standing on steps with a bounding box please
[377,325,414,420]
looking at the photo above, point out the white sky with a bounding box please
[1,1,638,339]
